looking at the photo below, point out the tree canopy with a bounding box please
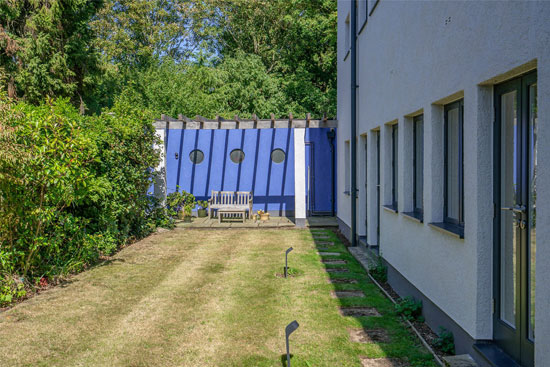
[1,0,337,118]
[0,0,102,109]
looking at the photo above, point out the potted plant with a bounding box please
[197,200,208,218]
[167,188,196,220]
[182,204,193,222]
[258,209,270,221]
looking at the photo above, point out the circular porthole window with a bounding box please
[271,148,286,163]
[230,149,245,164]
[189,149,204,164]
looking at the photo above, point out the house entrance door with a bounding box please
[493,71,536,366]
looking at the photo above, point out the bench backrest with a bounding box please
[211,190,252,206]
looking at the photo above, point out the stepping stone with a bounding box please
[318,252,341,256]
[326,268,349,273]
[442,355,478,367]
[328,278,358,284]
[316,241,334,246]
[331,290,365,298]
[348,328,391,343]
[360,357,409,367]
[313,234,330,239]
[339,307,381,317]
[322,259,347,265]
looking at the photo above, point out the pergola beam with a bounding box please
[153,114,337,130]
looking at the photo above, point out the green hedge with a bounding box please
[0,94,168,304]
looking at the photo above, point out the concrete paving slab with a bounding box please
[349,328,391,343]
[322,259,347,265]
[359,357,409,367]
[331,290,365,298]
[442,355,478,367]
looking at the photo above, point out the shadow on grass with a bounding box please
[279,353,293,367]
[308,227,435,367]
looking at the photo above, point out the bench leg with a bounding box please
[242,212,245,223]
[219,212,222,224]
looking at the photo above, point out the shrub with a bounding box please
[166,189,196,218]
[369,256,387,283]
[434,327,455,355]
[0,93,168,304]
[395,296,424,322]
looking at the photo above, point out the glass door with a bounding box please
[494,71,536,367]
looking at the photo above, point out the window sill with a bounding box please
[358,19,367,35]
[428,222,464,239]
[383,205,398,214]
[369,0,380,16]
[344,49,350,61]
[402,211,423,223]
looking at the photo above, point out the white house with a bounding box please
[337,1,550,365]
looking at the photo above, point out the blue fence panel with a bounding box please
[165,128,295,215]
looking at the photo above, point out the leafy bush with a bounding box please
[395,296,424,322]
[434,327,455,355]
[369,256,388,283]
[0,93,168,304]
[166,189,196,218]
[197,200,208,210]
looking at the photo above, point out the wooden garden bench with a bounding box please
[208,191,253,220]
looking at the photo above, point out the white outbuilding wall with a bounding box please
[337,0,550,364]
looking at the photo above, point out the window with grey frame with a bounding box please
[413,115,424,219]
[391,124,398,210]
[444,100,464,229]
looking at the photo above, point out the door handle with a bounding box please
[501,205,526,214]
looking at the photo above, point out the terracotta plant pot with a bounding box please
[259,213,270,221]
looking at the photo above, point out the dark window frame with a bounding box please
[270,148,286,164]
[444,100,464,228]
[413,115,424,218]
[230,148,245,164]
[189,149,204,164]
[391,124,398,210]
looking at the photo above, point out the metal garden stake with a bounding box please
[285,247,293,278]
[285,320,299,367]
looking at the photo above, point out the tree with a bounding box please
[202,0,337,117]
[91,0,200,68]
[115,52,291,119]
[0,0,102,108]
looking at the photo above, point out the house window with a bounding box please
[230,149,245,164]
[345,140,351,194]
[189,149,204,164]
[413,115,424,218]
[271,149,285,163]
[444,100,464,227]
[391,124,398,209]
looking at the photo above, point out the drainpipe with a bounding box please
[350,0,358,246]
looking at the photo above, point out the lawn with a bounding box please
[0,228,435,367]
